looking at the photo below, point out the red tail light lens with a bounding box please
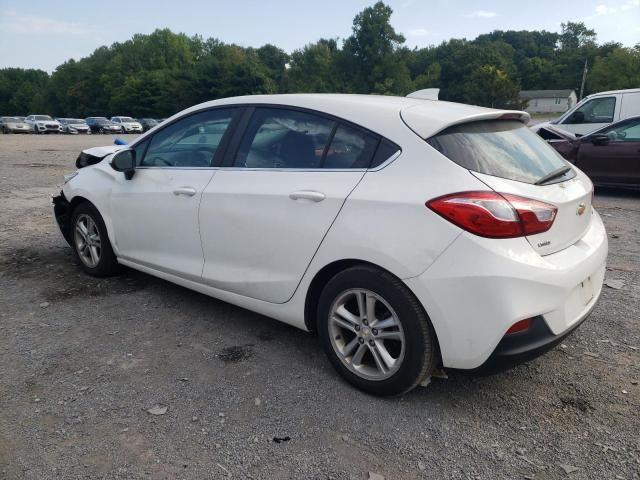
[505,318,533,334]
[426,191,557,239]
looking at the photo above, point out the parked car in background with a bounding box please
[156,118,167,124]
[53,94,607,396]
[539,116,640,188]
[58,118,91,135]
[0,116,32,133]
[111,116,143,134]
[532,88,640,137]
[86,117,123,134]
[25,115,62,134]
[136,118,158,131]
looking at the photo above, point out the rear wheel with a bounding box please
[317,265,437,396]
[71,202,121,277]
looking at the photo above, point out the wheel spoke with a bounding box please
[374,340,397,370]
[366,293,377,324]
[369,345,387,375]
[335,305,360,328]
[356,291,366,321]
[89,245,99,264]
[351,344,367,366]
[332,316,357,334]
[372,316,396,329]
[376,330,402,341]
[341,337,359,357]
[75,223,88,241]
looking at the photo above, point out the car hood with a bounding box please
[537,125,577,141]
[76,145,123,169]
[36,120,60,125]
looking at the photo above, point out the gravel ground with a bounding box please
[0,134,638,480]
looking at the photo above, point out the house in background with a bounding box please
[519,89,577,114]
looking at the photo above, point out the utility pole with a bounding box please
[579,59,588,101]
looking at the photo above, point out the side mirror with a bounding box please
[111,149,136,180]
[589,133,610,146]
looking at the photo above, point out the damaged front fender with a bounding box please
[51,191,72,245]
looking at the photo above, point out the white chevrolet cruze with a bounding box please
[52,94,608,396]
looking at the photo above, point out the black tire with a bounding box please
[317,265,437,396]
[70,202,121,277]
[99,127,105,134]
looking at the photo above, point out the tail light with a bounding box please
[505,318,533,334]
[426,191,557,239]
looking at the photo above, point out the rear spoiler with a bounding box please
[401,104,531,139]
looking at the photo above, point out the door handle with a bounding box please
[173,186,197,197]
[289,190,326,202]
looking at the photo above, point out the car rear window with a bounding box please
[427,120,574,184]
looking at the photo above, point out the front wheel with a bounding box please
[71,202,121,277]
[317,265,437,396]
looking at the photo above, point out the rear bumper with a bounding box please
[463,300,595,374]
[405,210,608,369]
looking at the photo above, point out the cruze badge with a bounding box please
[576,203,586,216]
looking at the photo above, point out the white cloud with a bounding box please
[0,10,89,35]
[465,10,498,18]
[407,28,431,37]
[595,0,639,15]
[595,4,617,14]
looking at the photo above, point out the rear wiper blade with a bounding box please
[535,166,572,185]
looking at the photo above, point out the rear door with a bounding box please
[576,118,640,186]
[199,107,380,303]
[426,119,593,256]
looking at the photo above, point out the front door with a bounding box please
[199,107,380,303]
[110,108,238,279]
[576,118,640,186]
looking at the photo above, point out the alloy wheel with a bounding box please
[74,214,102,268]
[328,288,405,381]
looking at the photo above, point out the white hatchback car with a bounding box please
[111,116,143,134]
[52,94,608,396]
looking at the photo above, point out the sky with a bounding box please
[0,0,638,72]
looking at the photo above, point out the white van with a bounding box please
[532,88,640,136]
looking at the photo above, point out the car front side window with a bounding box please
[140,108,237,168]
[234,108,336,169]
[603,120,640,142]
[566,97,616,124]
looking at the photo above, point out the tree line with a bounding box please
[1,2,638,117]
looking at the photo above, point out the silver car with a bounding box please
[0,116,31,134]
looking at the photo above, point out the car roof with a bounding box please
[171,94,529,139]
[585,88,640,97]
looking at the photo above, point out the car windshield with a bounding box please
[119,117,134,122]
[69,119,86,124]
[428,120,575,184]
[2,117,19,122]
[35,115,53,121]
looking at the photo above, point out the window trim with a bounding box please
[128,102,402,171]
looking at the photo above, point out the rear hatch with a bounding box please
[403,108,593,256]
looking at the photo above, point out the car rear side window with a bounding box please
[370,138,401,168]
[323,125,378,169]
[427,120,574,184]
[235,108,335,169]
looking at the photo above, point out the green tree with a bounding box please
[341,1,409,94]
[589,46,640,92]
[463,65,523,109]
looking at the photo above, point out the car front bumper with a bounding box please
[405,210,608,370]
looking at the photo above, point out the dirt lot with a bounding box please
[0,134,638,480]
